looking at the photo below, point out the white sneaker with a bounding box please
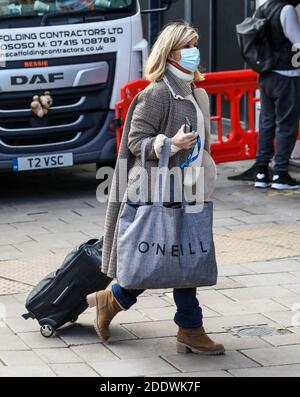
[271,174,300,190]
[255,172,271,188]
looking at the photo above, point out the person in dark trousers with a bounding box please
[255,0,300,190]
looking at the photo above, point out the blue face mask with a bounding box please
[178,47,200,73]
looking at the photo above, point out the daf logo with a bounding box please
[10,73,64,86]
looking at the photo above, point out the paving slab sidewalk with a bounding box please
[0,162,300,377]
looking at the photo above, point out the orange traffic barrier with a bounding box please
[115,69,299,163]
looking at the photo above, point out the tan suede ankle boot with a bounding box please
[86,290,123,341]
[177,326,225,355]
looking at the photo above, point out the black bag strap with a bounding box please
[256,0,287,22]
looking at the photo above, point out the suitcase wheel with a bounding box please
[40,324,55,338]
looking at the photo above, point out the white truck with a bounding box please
[0,0,176,172]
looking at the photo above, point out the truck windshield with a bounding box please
[0,0,134,17]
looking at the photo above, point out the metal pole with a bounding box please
[184,0,192,24]
[244,0,251,127]
[148,0,162,45]
[208,0,215,72]
[147,0,152,44]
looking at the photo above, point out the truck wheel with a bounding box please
[40,324,54,338]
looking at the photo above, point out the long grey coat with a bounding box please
[102,68,216,278]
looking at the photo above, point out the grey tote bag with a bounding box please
[117,138,218,289]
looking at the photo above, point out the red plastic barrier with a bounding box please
[115,79,149,152]
[115,69,300,163]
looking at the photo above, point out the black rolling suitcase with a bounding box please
[22,238,111,337]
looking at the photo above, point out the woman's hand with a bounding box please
[171,124,197,150]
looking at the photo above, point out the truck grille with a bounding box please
[0,54,116,157]
[0,115,80,131]
[0,96,83,111]
[0,84,112,154]
[1,132,80,148]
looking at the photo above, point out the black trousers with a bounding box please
[257,72,300,174]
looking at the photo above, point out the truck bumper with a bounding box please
[0,110,117,172]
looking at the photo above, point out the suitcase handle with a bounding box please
[52,286,72,306]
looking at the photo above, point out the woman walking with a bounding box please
[87,21,224,355]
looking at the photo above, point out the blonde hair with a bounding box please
[145,21,204,82]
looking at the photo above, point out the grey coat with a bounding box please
[101,68,216,278]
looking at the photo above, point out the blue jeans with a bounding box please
[112,284,203,329]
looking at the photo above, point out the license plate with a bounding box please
[12,153,73,172]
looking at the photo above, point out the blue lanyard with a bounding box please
[180,135,201,169]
